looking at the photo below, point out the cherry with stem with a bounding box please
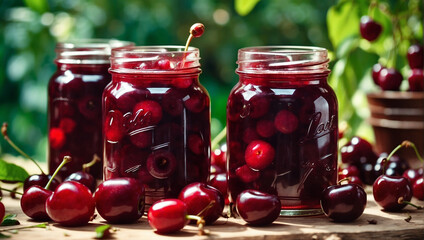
[373,140,423,211]
[20,156,71,221]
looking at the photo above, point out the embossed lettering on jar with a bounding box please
[48,40,133,180]
[227,46,338,216]
[104,46,211,210]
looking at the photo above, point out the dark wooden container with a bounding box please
[367,91,424,168]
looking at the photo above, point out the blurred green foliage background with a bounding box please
[0,0,421,162]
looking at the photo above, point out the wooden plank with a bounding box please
[0,192,423,240]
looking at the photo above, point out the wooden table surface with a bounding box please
[1,189,423,240]
[1,157,423,240]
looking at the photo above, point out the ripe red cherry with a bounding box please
[360,16,383,41]
[320,184,367,222]
[46,181,95,226]
[407,44,424,69]
[235,165,260,183]
[184,92,206,113]
[247,95,270,119]
[162,89,183,116]
[408,69,424,91]
[190,23,205,38]
[156,59,171,70]
[188,134,205,155]
[245,140,275,171]
[23,174,60,192]
[148,199,189,234]
[373,175,412,212]
[104,110,126,142]
[256,119,276,138]
[94,177,145,224]
[402,167,423,184]
[209,173,229,205]
[64,171,96,192]
[20,186,52,221]
[412,177,423,200]
[21,156,70,221]
[59,118,76,133]
[340,136,377,165]
[374,153,409,178]
[274,110,299,134]
[0,201,4,223]
[211,146,226,170]
[338,165,360,179]
[178,182,224,225]
[146,151,177,179]
[132,100,163,126]
[78,96,100,120]
[378,68,403,91]
[129,128,152,148]
[49,128,66,149]
[236,189,281,226]
[372,63,385,86]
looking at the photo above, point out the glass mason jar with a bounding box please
[48,39,133,180]
[227,46,338,216]
[104,46,211,209]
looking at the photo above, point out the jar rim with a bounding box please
[111,45,199,54]
[237,45,330,75]
[110,45,201,74]
[55,39,134,65]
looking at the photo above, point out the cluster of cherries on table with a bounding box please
[339,137,424,214]
[360,16,424,91]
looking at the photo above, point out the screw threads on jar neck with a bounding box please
[236,46,330,76]
[109,46,201,75]
[55,39,133,65]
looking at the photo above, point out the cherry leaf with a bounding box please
[1,215,20,227]
[95,224,112,239]
[0,233,10,238]
[235,0,261,16]
[0,159,29,182]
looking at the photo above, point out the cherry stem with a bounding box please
[0,187,22,196]
[384,140,423,174]
[368,0,377,18]
[45,156,71,190]
[398,197,423,210]
[211,126,227,150]
[400,141,423,162]
[186,215,207,236]
[1,122,45,175]
[82,154,100,173]
[337,177,351,185]
[0,222,48,232]
[184,34,194,52]
[196,200,216,218]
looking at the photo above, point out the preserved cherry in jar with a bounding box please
[104,46,210,209]
[48,39,132,180]
[227,46,338,216]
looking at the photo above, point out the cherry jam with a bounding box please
[104,46,210,209]
[48,40,133,180]
[227,46,338,216]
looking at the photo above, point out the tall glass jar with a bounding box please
[48,39,133,180]
[104,46,210,209]
[227,46,338,216]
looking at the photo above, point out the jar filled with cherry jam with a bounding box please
[227,46,338,216]
[104,46,210,209]
[48,39,133,180]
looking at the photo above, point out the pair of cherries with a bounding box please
[148,186,281,234]
[20,157,99,226]
[21,155,146,226]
